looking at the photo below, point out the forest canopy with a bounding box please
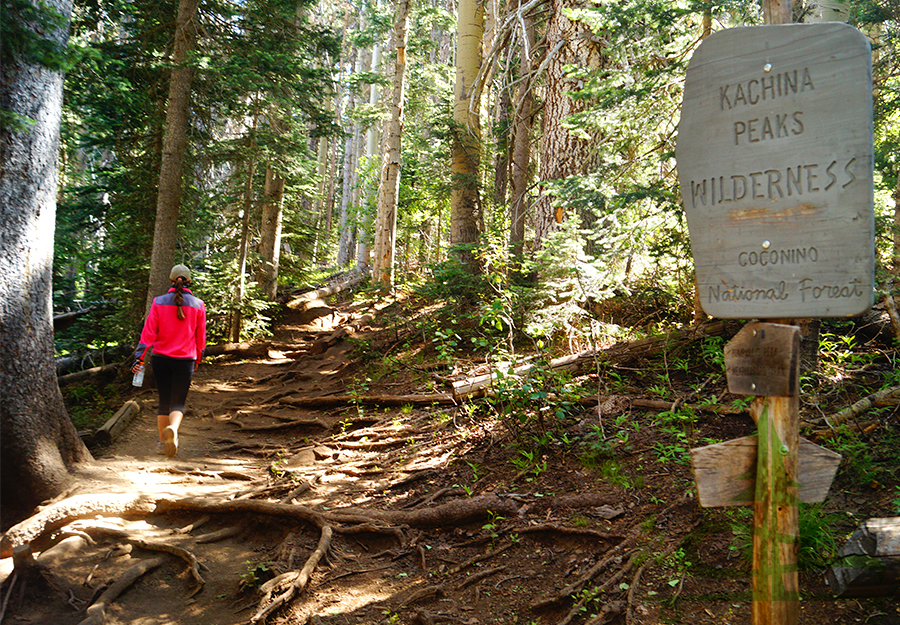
[33,0,899,356]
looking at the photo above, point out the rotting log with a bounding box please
[826,517,900,597]
[451,321,732,400]
[92,400,141,447]
[285,270,369,310]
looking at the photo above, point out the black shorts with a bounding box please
[151,355,195,415]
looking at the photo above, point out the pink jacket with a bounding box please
[134,287,206,362]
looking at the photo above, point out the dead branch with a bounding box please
[556,552,638,625]
[75,557,164,625]
[808,386,900,427]
[204,342,271,358]
[251,525,333,624]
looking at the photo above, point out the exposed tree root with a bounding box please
[75,557,164,625]
[1,494,156,558]
[250,525,332,623]
[61,522,206,596]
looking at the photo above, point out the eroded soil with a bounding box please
[2,296,899,625]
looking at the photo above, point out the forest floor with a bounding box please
[2,290,900,625]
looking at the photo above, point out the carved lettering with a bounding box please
[687,158,857,208]
[720,68,815,111]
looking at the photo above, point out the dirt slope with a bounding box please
[1,298,898,625]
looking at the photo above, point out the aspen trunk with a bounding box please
[449,0,485,269]
[372,0,410,286]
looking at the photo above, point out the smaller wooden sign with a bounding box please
[690,436,841,508]
[724,322,800,397]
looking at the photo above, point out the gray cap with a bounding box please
[170,264,191,281]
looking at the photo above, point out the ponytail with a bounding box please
[174,277,186,320]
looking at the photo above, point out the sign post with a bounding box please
[677,21,874,625]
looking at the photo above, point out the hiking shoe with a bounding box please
[156,442,166,455]
[163,426,178,457]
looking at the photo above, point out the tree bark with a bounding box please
[449,0,485,269]
[372,0,410,287]
[357,42,383,271]
[509,0,537,270]
[0,0,93,530]
[257,163,286,301]
[146,0,200,309]
[231,109,258,341]
[534,0,602,247]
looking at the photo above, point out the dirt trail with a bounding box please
[2,299,898,625]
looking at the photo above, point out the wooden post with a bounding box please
[752,395,800,625]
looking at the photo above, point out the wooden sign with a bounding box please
[724,322,799,397]
[677,23,874,319]
[690,436,841,507]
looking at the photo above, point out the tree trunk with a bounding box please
[509,0,537,271]
[372,0,410,287]
[231,110,259,341]
[534,0,602,247]
[357,42,383,271]
[257,163,286,301]
[0,0,93,529]
[894,146,900,275]
[449,0,485,269]
[146,0,200,309]
[337,109,359,267]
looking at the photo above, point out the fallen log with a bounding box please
[826,517,900,597]
[451,321,733,401]
[285,270,369,310]
[58,362,121,386]
[204,341,270,358]
[92,400,141,447]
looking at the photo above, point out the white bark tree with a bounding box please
[449,0,485,269]
[372,0,410,287]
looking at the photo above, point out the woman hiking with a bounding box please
[132,264,206,457]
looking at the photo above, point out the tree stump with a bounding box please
[826,517,900,597]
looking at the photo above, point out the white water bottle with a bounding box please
[132,363,145,387]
